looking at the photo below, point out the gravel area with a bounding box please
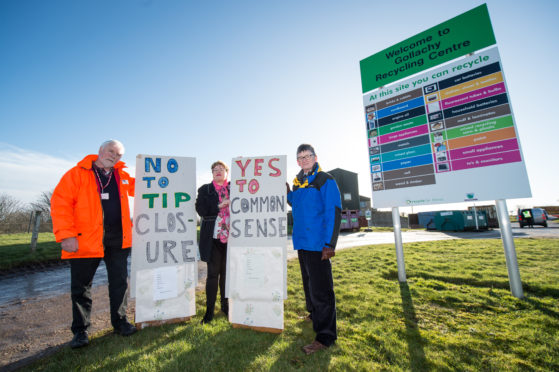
[0,262,207,372]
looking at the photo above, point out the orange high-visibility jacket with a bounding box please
[51,154,135,259]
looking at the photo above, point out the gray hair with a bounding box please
[296,143,315,156]
[100,139,125,154]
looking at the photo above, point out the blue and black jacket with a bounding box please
[287,163,342,252]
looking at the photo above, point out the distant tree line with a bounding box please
[0,191,53,234]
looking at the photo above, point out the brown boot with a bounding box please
[302,340,328,355]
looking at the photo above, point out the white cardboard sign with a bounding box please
[226,155,288,330]
[131,155,197,322]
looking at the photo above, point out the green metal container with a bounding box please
[434,211,488,231]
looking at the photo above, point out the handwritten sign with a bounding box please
[131,155,197,323]
[226,155,287,331]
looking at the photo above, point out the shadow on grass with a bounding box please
[523,297,559,319]
[47,316,281,372]
[406,271,559,298]
[270,318,333,370]
[165,325,280,371]
[399,282,429,372]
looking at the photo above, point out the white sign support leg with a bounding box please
[495,199,524,299]
[473,204,479,230]
[392,207,406,282]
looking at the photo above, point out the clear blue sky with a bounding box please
[1,0,558,213]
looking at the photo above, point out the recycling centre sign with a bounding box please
[360,4,531,208]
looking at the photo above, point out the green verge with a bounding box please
[0,233,61,270]
[0,229,203,271]
[21,238,559,371]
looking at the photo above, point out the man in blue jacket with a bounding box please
[287,144,341,355]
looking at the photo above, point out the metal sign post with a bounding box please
[473,203,479,230]
[392,207,406,282]
[495,199,523,298]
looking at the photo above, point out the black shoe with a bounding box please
[221,299,229,316]
[114,322,137,336]
[201,312,213,324]
[70,331,89,349]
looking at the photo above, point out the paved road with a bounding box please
[288,223,559,259]
[1,225,557,306]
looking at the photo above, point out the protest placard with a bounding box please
[131,155,197,326]
[226,155,288,332]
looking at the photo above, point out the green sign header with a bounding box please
[359,4,496,93]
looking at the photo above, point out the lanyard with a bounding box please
[93,166,113,193]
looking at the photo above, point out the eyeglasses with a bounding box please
[297,154,314,161]
[212,167,226,173]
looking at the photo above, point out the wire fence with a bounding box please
[0,212,53,234]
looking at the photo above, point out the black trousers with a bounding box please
[70,232,130,334]
[205,239,228,314]
[298,249,337,346]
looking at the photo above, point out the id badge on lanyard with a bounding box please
[94,166,113,201]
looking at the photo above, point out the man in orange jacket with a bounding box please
[51,139,137,348]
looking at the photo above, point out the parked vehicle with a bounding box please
[518,208,548,228]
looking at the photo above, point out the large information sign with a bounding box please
[360,4,495,93]
[131,155,198,325]
[361,8,531,208]
[226,156,288,332]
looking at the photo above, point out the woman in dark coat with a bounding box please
[196,160,230,324]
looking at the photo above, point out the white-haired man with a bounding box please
[51,140,137,348]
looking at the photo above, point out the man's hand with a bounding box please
[321,247,335,260]
[61,237,79,253]
[286,182,291,194]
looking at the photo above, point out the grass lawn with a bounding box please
[22,238,559,371]
[0,233,61,270]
